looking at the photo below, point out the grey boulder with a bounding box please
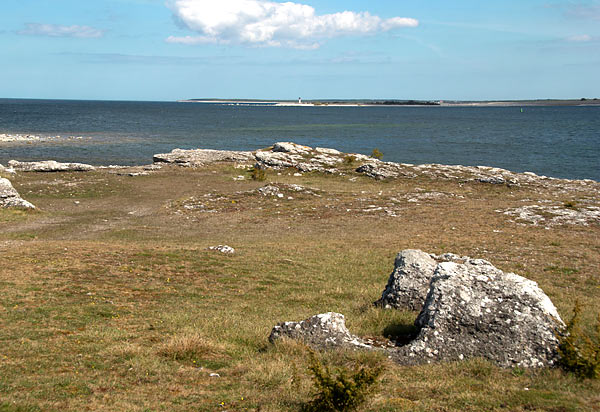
[396,260,564,368]
[375,249,438,310]
[0,178,35,209]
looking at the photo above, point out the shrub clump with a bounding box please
[557,301,600,379]
[250,167,266,181]
[304,351,384,412]
[370,148,383,160]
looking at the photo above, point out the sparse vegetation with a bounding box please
[250,166,266,181]
[343,155,356,165]
[557,301,600,379]
[304,350,384,412]
[371,148,383,160]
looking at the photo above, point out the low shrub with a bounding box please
[304,350,384,412]
[370,149,383,160]
[557,301,600,379]
[250,167,266,181]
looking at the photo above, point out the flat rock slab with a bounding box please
[153,149,254,165]
[0,178,35,209]
[8,160,95,172]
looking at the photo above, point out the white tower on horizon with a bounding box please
[298,97,302,104]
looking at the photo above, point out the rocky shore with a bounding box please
[0,133,86,142]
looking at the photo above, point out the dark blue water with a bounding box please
[0,99,598,181]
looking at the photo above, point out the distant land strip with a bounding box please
[179,98,600,107]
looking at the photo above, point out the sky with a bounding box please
[1,0,599,101]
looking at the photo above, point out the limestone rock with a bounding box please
[8,160,95,172]
[208,245,235,254]
[396,260,564,368]
[315,147,342,155]
[255,142,348,173]
[273,251,565,369]
[0,178,35,209]
[153,148,254,165]
[269,312,372,350]
[272,142,312,154]
[356,162,405,180]
[375,250,438,310]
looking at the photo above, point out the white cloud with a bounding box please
[166,0,418,48]
[566,34,592,42]
[18,23,104,38]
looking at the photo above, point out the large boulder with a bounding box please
[375,249,438,310]
[269,312,372,350]
[396,260,564,368]
[153,148,254,165]
[0,178,35,209]
[8,160,95,172]
[271,252,565,369]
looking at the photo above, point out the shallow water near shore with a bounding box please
[1,98,598,181]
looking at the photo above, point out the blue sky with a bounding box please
[1,0,599,101]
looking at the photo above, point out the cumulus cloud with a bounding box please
[18,23,104,38]
[166,0,418,48]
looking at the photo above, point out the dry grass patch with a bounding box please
[157,333,229,365]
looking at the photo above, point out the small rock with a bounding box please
[269,312,372,350]
[208,245,235,254]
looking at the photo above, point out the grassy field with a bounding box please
[1,163,599,411]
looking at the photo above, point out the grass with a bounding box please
[0,164,599,411]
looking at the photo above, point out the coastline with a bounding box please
[179,98,600,107]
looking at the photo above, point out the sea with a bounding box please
[0,99,598,181]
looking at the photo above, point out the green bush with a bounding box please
[304,350,384,412]
[557,301,600,379]
[250,167,266,181]
[370,148,383,160]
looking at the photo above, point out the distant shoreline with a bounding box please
[179,98,600,107]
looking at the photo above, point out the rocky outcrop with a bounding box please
[271,251,565,369]
[500,204,600,227]
[375,250,438,311]
[8,160,95,172]
[269,312,373,350]
[153,148,254,166]
[254,142,368,173]
[153,142,598,194]
[0,178,35,209]
[395,260,564,368]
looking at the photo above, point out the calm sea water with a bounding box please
[0,99,598,181]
